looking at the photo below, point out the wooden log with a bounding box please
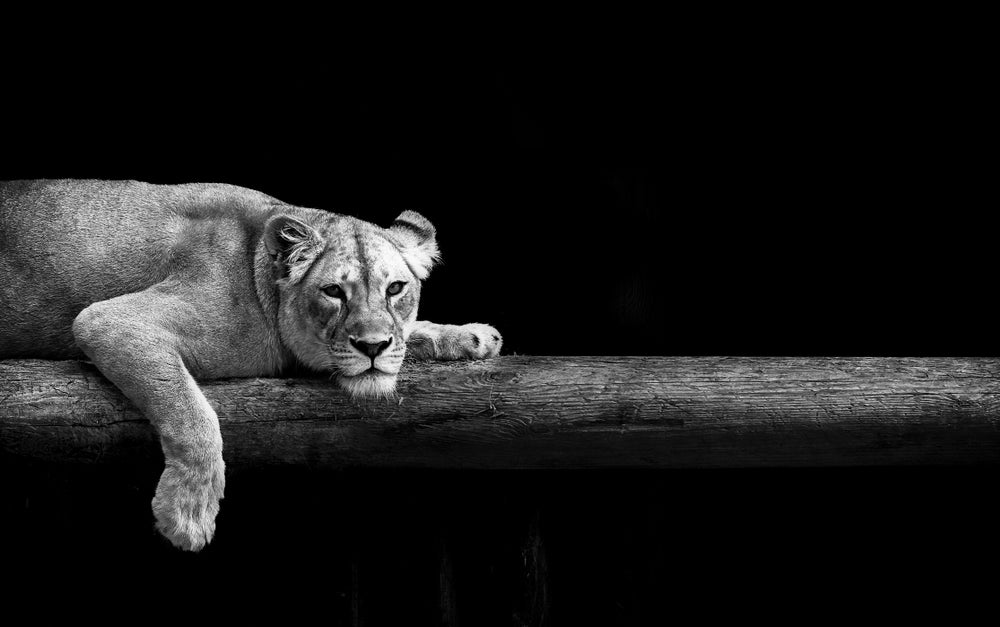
[1,356,999,468]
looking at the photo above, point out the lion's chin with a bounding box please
[337,370,399,399]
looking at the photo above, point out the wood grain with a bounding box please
[1,357,999,468]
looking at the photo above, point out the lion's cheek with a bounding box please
[393,291,417,321]
[305,298,341,340]
[391,292,419,340]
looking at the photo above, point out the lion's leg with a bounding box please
[406,320,503,360]
[72,289,225,552]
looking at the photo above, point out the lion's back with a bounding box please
[0,179,280,358]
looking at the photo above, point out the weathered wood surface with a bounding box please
[1,357,999,468]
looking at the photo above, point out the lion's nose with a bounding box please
[349,336,392,359]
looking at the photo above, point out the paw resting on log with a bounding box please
[406,321,503,360]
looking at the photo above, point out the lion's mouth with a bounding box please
[336,365,399,399]
[340,365,395,378]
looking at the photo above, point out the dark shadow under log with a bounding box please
[1,356,999,468]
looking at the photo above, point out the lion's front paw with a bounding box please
[406,321,503,361]
[458,323,503,359]
[152,456,225,552]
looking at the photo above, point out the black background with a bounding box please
[1,15,996,625]
[3,31,994,358]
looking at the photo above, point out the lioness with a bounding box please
[0,179,502,551]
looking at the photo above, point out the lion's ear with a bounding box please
[389,210,439,280]
[263,214,325,283]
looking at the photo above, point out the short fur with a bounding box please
[0,179,502,551]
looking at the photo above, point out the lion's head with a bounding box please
[262,209,439,398]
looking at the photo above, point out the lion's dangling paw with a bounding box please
[152,456,226,552]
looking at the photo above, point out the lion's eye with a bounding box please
[322,284,346,299]
[386,281,406,296]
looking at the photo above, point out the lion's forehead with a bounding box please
[315,229,410,286]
